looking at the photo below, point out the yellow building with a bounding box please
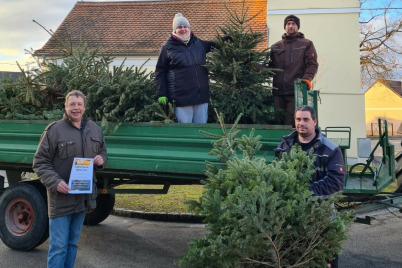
[365,80,402,135]
[267,0,365,158]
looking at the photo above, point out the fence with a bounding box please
[370,122,394,136]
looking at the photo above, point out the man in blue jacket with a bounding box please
[274,105,344,267]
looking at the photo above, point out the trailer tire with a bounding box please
[84,194,115,226]
[0,183,48,250]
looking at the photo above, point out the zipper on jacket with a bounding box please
[188,45,202,101]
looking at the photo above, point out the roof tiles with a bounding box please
[35,0,267,55]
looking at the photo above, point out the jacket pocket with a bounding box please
[291,46,306,64]
[91,137,102,154]
[271,48,285,69]
[57,140,76,159]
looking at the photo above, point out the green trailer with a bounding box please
[0,82,400,250]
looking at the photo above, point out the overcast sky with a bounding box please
[0,0,148,72]
[0,0,400,76]
[0,0,76,71]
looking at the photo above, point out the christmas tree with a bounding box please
[179,112,352,267]
[207,1,276,124]
[0,30,157,131]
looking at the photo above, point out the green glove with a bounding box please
[158,96,167,105]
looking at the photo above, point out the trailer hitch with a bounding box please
[353,215,372,225]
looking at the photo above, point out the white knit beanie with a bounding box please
[172,13,190,32]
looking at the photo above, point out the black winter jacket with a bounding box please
[155,34,214,107]
[274,128,345,199]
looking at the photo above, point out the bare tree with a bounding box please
[359,0,402,87]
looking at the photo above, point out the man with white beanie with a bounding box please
[155,13,214,123]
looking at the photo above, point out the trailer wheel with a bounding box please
[349,163,375,177]
[84,194,115,226]
[0,183,48,250]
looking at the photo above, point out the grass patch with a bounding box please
[114,166,399,213]
[114,184,204,213]
[381,181,397,192]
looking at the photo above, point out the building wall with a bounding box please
[365,81,402,135]
[111,56,157,73]
[267,0,365,158]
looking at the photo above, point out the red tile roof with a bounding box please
[35,0,267,56]
[385,80,402,97]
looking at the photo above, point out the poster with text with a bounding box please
[68,158,93,194]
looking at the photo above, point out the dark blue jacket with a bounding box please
[274,128,345,198]
[155,34,214,107]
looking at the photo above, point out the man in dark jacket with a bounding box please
[274,105,344,268]
[274,105,344,198]
[155,13,214,123]
[269,15,318,126]
[33,90,107,268]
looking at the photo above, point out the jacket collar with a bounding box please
[283,128,324,149]
[63,113,88,131]
[282,32,305,41]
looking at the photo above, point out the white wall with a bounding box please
[267,0,365,159]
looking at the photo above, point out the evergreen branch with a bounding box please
[199,130,223,139]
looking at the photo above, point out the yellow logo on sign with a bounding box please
[75,159,91,166]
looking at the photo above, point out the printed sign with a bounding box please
[68,158,93,194]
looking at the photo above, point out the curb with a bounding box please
[112,208,205,223]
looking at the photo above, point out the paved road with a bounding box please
[340,210,402,267]
[1,212,402,267]
[0,216,207,268]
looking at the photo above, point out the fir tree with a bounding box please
[0,24,158,130]
[41,44,158,132]
[179,112,352,268]
[206,1,276,124]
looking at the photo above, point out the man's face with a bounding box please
[175,25,189,37]
[295,111,317,138]
[285,21,298,35]
[65,95,85,122]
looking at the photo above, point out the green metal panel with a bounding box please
[343,118,396,195]
[0,120,292,184]
[294,79,319,123]
[0,118,394,196]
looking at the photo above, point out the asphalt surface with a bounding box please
[1,210,402,267]
[340,210,402,268]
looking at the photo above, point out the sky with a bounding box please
[0,0,400,76]
[0,0,145,72]
[0,0,77,71]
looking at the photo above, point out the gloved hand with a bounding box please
[158,96,167,105]
[222,35,233,42]
[301,79,312,90]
